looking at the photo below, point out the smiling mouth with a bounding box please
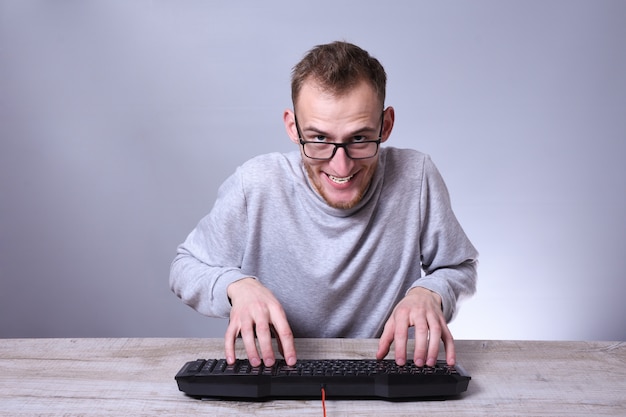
[328,174,354,184]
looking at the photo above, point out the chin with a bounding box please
[321,189,365,210]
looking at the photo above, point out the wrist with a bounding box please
[408,286,443,310]
[227,277,256,305]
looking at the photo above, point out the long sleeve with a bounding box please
[169,168,253,318]
[410,155,478,322]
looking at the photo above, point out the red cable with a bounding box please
[321,386,327,417]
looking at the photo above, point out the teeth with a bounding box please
[329,174,353,184]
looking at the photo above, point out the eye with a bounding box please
[352,135,367,142]
[313,135,327,142]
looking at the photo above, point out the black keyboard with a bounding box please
[175,358,471,400]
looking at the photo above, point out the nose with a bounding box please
[329,146,354,176]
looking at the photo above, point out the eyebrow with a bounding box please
[301,124,378,138]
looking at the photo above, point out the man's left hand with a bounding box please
[376,287,455,366]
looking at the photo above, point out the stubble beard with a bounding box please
[303,161,369,210]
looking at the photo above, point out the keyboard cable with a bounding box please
[321,384,327,417]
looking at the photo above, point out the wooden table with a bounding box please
[0,338,624,416]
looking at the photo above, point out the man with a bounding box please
[170,41,478,369]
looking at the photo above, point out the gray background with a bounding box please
[1,0,625,341]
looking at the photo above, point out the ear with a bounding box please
[381,106,395,143]
[283,109,300,145]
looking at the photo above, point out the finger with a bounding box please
[413,317,429,367]
[273,324,288,359]
[271,316,296,366]
[426,318,442,367]
[393,331,409,366]
[224,322,239,365]
[441,324,456,366]
[240,324,261,367]
[392,315,410,366]
[376,321,394,360]
[254,321,276,366]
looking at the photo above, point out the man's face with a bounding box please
[285,81,392,210]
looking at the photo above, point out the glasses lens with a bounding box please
[303,143,335,159]
[346,142,378,159]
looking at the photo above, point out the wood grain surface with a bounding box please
[0,338,624,416]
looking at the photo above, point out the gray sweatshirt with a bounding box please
[170,147,478,338]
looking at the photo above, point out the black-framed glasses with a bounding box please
[295,111,384,161]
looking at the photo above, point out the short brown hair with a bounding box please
[291,41,387,107]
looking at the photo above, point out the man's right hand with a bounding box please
[224,277,297,367]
